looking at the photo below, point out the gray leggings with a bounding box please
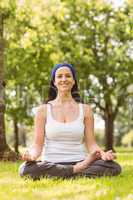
[19,159,122,180]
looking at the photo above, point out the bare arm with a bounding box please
[84,104,102,153]
[73,104,116,174]
[22,104,46,161]
[84,104,116,161]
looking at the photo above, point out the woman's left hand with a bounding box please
[100,150,116,161]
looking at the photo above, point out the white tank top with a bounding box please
[42,103,87,163]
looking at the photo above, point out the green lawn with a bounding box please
[0,148,133,200]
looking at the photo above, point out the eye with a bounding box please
[57,74,62,78]
[57,74,72,78]
[67,74,72,77]
[57,75,62,78]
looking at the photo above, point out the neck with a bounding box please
[55,92,74,104]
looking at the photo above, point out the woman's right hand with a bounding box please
[21,149,36,161]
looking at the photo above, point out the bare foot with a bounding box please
[73,150,101,174]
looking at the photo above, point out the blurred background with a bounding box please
[0,0,133,159]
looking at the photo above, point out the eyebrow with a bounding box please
[56,73,72,75]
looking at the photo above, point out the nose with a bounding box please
[62,75,67,81]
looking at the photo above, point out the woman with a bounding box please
[19,63,121,180]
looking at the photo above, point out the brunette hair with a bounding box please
[45,64,84,103]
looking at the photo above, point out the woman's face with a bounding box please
[54,67,75,92]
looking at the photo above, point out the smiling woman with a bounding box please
[19,63,121,180]
[54,67,75,93]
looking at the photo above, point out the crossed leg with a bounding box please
[80,159,122,178]
[19,159,121,180]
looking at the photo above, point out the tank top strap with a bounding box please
[46,103,53,122]
[78,103,84,121]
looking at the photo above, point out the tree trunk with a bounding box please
[104,114,114,150]
[22,131,27,147]
[0,14,18,160]
[13,118,19,154]
[104,101,115,151]
[0,13,7,152]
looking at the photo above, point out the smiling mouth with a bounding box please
[61,84,69,86]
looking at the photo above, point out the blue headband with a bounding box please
[51,63,76,80]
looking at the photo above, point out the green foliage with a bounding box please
[0,0,16,18]
[122,130,133,147]
[55,0,133,114]
[2,0,133,148]
[115,97,133,146]
[5,0,59,126]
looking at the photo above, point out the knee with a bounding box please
[94,159,122,176]
[103,160,122,176]
[18,162,27,177]
[112,161,122,176]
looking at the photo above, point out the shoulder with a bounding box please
[35,104,47,118]
[82,103,94,118]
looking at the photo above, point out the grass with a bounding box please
[0,148,133,200]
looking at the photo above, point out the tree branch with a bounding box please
[93,99,105,111]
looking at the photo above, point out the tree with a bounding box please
[0,9,7,154]
[0,0,18,160]
[53,0,133,150]
[3,0,133,153]
[5,0,61,152]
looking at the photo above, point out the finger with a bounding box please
[18,154,23,160]
[112,154,117,160]
[106,152,113,160]
[101,155,107,161]
[22,152,29,159]
[108,152,117,160]
[96,153,101,159]
[96,152,101,156]
[21,150,31,161]
[108,153,115,160]
[22,150,28,157]
[106,150,113,154]
[102,152,113,161]
[107,155,113,160]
